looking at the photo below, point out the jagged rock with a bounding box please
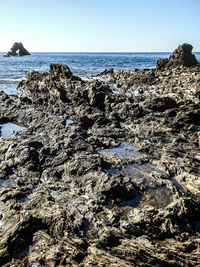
[157,43,198,70]
[156,58,169,70]
[49,63,73,79]
[98,68,114,76]
[4,42,30,57]
[18,64,111,114]
[0,44,200,266]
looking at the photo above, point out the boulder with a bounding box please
[4,42,31,57]
[157,43,198,70]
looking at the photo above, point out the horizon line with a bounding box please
[0,51,200,53]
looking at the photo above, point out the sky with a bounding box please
[0,0,199,52]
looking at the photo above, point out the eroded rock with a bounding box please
[0,49,200,266]
[4,42,31,57]
[157,43,198,70]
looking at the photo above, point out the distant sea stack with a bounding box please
[157,43,198,70]
[4,42,31,57]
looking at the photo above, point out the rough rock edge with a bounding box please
[4,42,31,57]
[0,44,200,266]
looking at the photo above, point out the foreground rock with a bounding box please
[4,42,31,57]
[0,44,200,266]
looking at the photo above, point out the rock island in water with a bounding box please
[4,42,31,57]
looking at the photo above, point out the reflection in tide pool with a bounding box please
[118,187,172,209]
[0,123,26,138]
[99,143,172,209]
[99,142,141,160]
[0,178,16,189]
[66,120,74,125]
[110,85,120,94]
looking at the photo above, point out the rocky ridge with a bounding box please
[0,43,199,266]
[157,43,198,70]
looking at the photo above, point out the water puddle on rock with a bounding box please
[119,187,172,209]
[66,119,74,125]
[193,166,200,177]
[99,142,141,160]
[0,179,16,189]
[0,123,26,138]
[118,193,142,208]
[18,197,28,203]
[86,128,92,135]
[104,163,165,186]
[104,163,172,209]
[110,85,120,94]
[16,247,29,260]
[121,163,159,177]
[99,143,173,209]
[195,221,200,233]
[0,215,3,228]
[103,168,119,175]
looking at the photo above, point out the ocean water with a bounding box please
[0,52,200,95]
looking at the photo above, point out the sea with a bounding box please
[0,52,200,95]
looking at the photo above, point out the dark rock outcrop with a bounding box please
[18,63,111,114]
[4,42,31,57]
[156,58,169,70]
[0,45,200,266]
[157,43,198,70]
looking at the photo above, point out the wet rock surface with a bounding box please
[0,44,200,266]
[4,42,31,57]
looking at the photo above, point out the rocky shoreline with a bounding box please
[0,44,200,266]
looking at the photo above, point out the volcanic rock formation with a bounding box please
[4,42,31,57]
[0,44,200,266]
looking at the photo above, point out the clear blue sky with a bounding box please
[0,0,199,52]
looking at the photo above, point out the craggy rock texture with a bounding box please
[157,43,198,70]
[0,44,200,266]
[4,42,31,57]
